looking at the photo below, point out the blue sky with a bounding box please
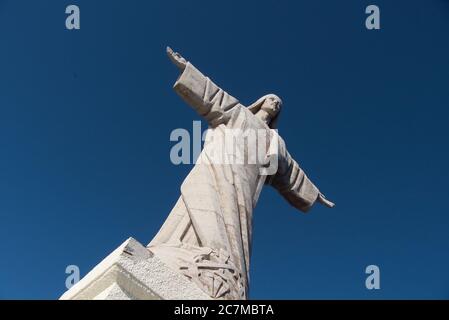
[0,0,449,299]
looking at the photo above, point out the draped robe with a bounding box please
[148,62,329,299]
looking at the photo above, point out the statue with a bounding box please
[147,48,335,300]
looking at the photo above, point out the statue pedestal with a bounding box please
[59,237,210,300]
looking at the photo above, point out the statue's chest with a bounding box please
[203,106,273,175]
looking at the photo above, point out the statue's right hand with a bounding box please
[167,46,187,71]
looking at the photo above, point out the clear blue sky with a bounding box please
[0,0,448,299]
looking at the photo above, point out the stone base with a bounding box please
[59,237,210,300]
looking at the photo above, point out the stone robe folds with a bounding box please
[148,62,328,299]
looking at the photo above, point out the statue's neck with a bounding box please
[255,110,271,126]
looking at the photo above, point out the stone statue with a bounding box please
[146,48,335,300]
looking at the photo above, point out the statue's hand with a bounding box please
[318,194,335,208]
[167,46,187,71]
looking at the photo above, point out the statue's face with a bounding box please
[261,95,282,117]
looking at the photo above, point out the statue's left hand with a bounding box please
[318,194,335,208]
[167,46,187,71]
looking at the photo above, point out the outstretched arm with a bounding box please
[167,47,240,127]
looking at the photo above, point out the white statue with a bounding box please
[147,48,334,300]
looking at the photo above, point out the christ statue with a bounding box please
[147,48,334,300]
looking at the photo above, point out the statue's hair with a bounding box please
[247,94,282,129]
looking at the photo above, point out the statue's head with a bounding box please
[248,94,282,129]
